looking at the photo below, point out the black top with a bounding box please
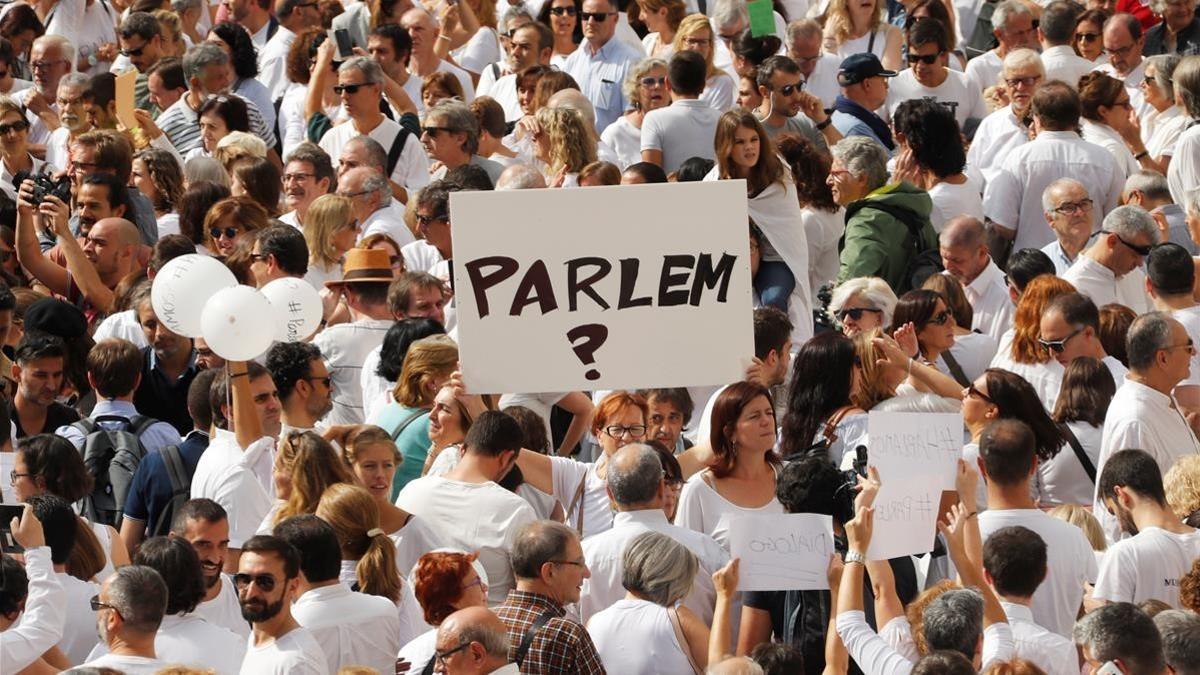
[13,401,80,438]
[1144,16,1200,57]
[133,346,199,436]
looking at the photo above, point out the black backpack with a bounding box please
[149,444,192,537]
[845,200,942,294]
[73,415,157,527]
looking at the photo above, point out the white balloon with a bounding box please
[151,255,238,338]
[261,277,323,342]
[199,286,280,361]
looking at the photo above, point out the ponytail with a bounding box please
[356,527,402,602]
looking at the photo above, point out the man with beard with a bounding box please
[265,342,332,434]
[17,36,75,151]
[966,49,1043,192]
[236,535,327,673]
[170,498,249,638]
[45,73,93,174]
[10,333,79,438]
[1094,449,1200,608]
[121,370,219,552]
[754,55,839,150]
[77,565,169,673]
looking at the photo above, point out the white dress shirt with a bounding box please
[239,625,327,675]
[579,509,729,624]
[478,71,521,121]
[1169,122,1200,205]
[563,37,644,133]
[92,308,150,348]
[999,602,1078,675]
[314,318,393,426]
[984,130,1124,252]
[965,104,1028,190]
[1081,119,1139,179]
[587,598,696,675]
[1095,378,1200,541]
[52,570,101,664]
[400,239,443,273]
[1094,59,1152,119]
[293,583,402,675]
[1062,255,1150,315]
[2,547,65,673]
[960,259,1013,342]
[1041,45,1096,90]
[257,26,296,102]
[359,204,416,248]
[1144,105,1188,158]
[190,430,275,548]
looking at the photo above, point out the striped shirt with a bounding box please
[313,317,391,426]
[156,92,276,155]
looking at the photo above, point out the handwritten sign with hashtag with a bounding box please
[728,513,834,591]
[865,412,963,560]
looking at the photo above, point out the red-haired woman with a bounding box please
[397,551,489,673]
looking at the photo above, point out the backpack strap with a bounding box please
[667,607,704,675]
[939,349,972,388]
[390,408,428,442]
[566,474,588,535]
[154,444,190,533]
[126,415,157,437]
[386,126,410,178]
[1061,424,1096,483]
[513,611,557,667]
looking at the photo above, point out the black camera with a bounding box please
[16,170,70,204]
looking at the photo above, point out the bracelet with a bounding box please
[844,549,867,565]
[816,117,832,130]
[437,34,452,41]
[966,511,979,519]
[1134,150,1149,160]
[906,357,915,376]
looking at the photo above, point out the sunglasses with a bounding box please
[1075,32,1100,42]
[774,82,802,95]
[836,307,882,321]
[1104,229,1154,256]
[416,212,448,226]
[233,573,278,591]
[907,52,942,64]
[927,310,952,326]
[89,595,121,614]
[422,126,455,136]
[333,82,373,95]
[1038,327,1084,353]
[640,76,666,87]
[579,10,614,21]
[0,120,28,135]
[119,45,146,57]
[209,226,240,239]
[966,385,993,404]
[548,5,577,15]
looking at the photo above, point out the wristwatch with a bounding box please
[845,550,866,566]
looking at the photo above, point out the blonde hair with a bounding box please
[304,194,354,268]
[1048,503,1107,552]
[824,0,884,48]
[851,328,895,410]
[328,424,403,468]
[1165,454,1200,520]
[392,335,459,408]
[535,106,597,175]
[273,431,355,525]
[152,10,186,55]
[0,94,23,122]
[317,483,403,601]
[214,131,267,170]
[672,14,720,78]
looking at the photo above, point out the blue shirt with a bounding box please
[122,429,209,529]
[563,38,643,134]
[374,403,432,500]
[831,110,893,156]
[56,399,184,457]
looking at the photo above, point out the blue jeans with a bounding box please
[755,260,794,312]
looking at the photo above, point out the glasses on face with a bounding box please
[550,558,587,568]
[0,119,27,135]
[1052,198,1093,216]
[1163,339,1196,355]
[1104,42,1138,57]
[462,576,486,592]
[338,189,372,199]
[1144,74,1159,86]
[1076,31,1100,42]
[1103,229,1154,256]
[31,59,66,71]
[907,52,942,65]
[283,172,314,183]
[1112,98,1133,110]
[1037,326,1084,353]
[1005,76,1040,88]
[966,385,993,404]
[422,126,455,136]
[9,470,31,483]
[927,310,952,326]
[683,37,712,47]
[548,5,577,15]
[579,10,615,21]
[233,573,278,591]
[640,76,666,87]
[209,226,240,240]
[416,212,448,227]
[435,642,472,667]
[119,42,147,57]
[305,376,332,388]
[773,82,802,95]
[333,82,373,95]
[604,424,647,438]
[249,253,270,262]
[89,595,121,614]
[836,307,882,321]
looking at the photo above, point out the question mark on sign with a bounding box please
[566,324,608,381]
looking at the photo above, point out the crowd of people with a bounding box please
[1,0,1200,672]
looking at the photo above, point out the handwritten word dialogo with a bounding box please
[729,513,834,592]
[450,182,754,394]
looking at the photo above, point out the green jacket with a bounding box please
[837,182,937,293]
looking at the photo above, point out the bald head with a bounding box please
[938,216,989,283]
[939,216,987,250]
[495,163,547,190]
[607,444,664,509]
[95,218,141,248]
[548,89,595,129]
[436,607,512,672]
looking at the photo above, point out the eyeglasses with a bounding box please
[683,37,712,47]
[249,253,270,262]
[1052,198,1093,215]
[579,10,615,21]
[1037,327,1084,353]
[0,120,28,135]
[1104,42,1139,57]
[338,189,372,199]
[422,126,456,136]
[209,227,240,240]
[966,385,993,404]
[927,310,952,326]
[604,424,647,438]
[907,52,942,64]
[1163,339,1196,355]
[550,559,587,568]
[640,76,666,87]
[1144,74,1159,86]
[333,82,374,95]
[461,576,486,592]
[9,470,31,483]
[283,172,315,183]
[305,376,332,388]
[548,5,577,15]
[836,307,882,321]
[89,595,121,615]
[773,82,802,95]
[1005,76,1040,88]
[416,212,448,227]
[434,642,472,667]
[1112,98,1133,110]
[31,59,66,71]
[1103,229,1154,256]
[233,573,278,591]
[1075,31,1100,42]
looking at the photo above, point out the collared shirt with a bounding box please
[1093,526,1200,606]
[964,48,1003,93]
[314,317,392,426]
[56,398,183,456]
[319,114,430,191]
[1041,45,1098,90]
[122,429,209,531]
[1093,59,1152,119]
[563,37,644,133]
[1062,254,1151,315]
[292,583,402,675]
[493,590,606,675]
[999,602,1078,675]
[984,130,1124,252]
[190,429,275,548]
[579,509,729,624]
[1168,123,1200,206]
[1145,105,1189,158]
[134,345,200,435]
[1,547,64,673]
[1040,240,1078,275]
[1097,377,1200,541]
[835,610,1015,675]
[961,259,1014,342]
[966,104,1028,190]
[257,25,296,101]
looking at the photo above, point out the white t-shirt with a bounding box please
[587,598,695,675]
[81,654,167,674]
[927,178,984,233]
[1037,420,1102,507]
[451,27,501,75]
[54,572,100,665]
[239,626,327,675]
[550,455,616,538]
[964,49,1003,94]
[194,575,251,639]
[639,99,720,173]
[1062,255,1150,316]
[292,583,401,675]
[599,115,642,170]
[675,471,783,551]
[803,206,845,305]
[1093,526,1200,606]
[318,116,431,191]
[885,69,988,129]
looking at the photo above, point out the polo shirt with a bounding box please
[122,430,209,532]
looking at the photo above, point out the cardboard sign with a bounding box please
[115,69,139,131]
[729,513,834,591]
[450,182,754,394]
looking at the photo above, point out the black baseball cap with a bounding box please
[838,53,898,86]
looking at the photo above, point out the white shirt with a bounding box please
[1174,305,1200,389]
[54,570,101,664]
[1144,105,1189,158]
[550,455,616,538]
[587,598,695,674]
[497,392,566,446]
[599,115,642,170]
[319,116,430,191]
[984,130,1124,252]
[359,204,416,248]
[397,629,438,675]
[965,49,1004,94]
[257,25,296,102]
[961,260,1014,342]
[999,602,1078,675]
[82,654,168,674]
[391,514,446,575]
[803,54,842,107]
[401,239,443,273]
[700,73,736,112]
[1037,420,1102,507]
[804,206,845,304]
[938,331,999,384]
[579,509,729,624]
[87,613,246,675]
[1094,526,1200,606]
[966,104,1028,190]
[836,609,1016,675]
[479,71,521,121]
[451,27,501,75]
[190,431,275,547]
[640,98,719,173]
[1063,255,1150,316]
[360,345,391,424]
[563,38,644,133]
[1168,123,1200,205]
[1094,59,1152,119]
[990,333,1065,412]
[1081,119,1139,180]
[885,69,988,129]
[395,474,537,604]
[1041,45,1097,90]
[293,583,402,675]
[978,509,1097,637]
[314,318,392,426]
[412,59,476,102]
[927,178,984,233]
[676,471,784,551]
[239,626,328,675]
[92,308,149,348]
[195,575,251,639]
[2,547,65,673]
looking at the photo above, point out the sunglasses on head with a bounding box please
[233,573,277,591]
[907,52,942,65]
[836,307,882,321]
[333,82,372,95]
[548,5,577,14]
[210,226,240,239]
[1037,327,1084,353]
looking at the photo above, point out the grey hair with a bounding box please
[452,619,510,658]
[829,277,898,327]
[106,565,168,634]
[33,35,75,69]
[711,0,748,30]
[1124,170,1173,203]
[361,171,391,202]
[171,0,202,11]
[787,19,822,44]
[339,56,384,85]
[621,531,698,607]
[922,588,983,657]
[427,99,480,155]
[1127,311,1176,371]
[496,163,546,190]
[1041,178,1088,214]
[623,58,669,110]
[1146,54,1182,100]
[500,6,534,32]
[830,136,888,192]
[992,0,1032,31]
[607,445,663,506]
[1002,48,1043,76]
[1176,55,1200,118]
[511,520,577,579]
[183,42,229,84]
[183,156,230,188]
[1154,610,1200,675]
[1074,603,1166,674]
[1103,204,1160,242]
[344,135,389,172]
[58,72,89,92]
[939,216,986,250]
[1187,186,1200,218]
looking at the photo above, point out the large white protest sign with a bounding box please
[729,513,834,591]
[450,182,754,394]
[865,411,962,561]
